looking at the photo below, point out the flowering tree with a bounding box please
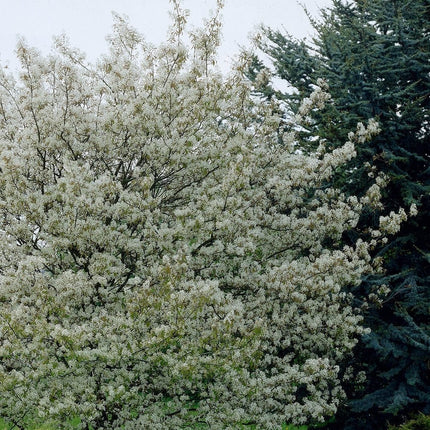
[0,3,407,429]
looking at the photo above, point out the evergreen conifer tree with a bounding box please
[253,0,430,428]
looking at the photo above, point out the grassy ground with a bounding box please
[0,416,309,430]
[0,416,82,430]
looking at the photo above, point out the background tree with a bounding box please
[253,0,430,428]
[0,2,407,429]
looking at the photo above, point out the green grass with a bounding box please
[0,416,310,430]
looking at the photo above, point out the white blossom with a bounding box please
[0,5,403,429]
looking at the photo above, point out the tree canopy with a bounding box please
[0,2,413,429]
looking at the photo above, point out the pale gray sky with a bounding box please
[0,0,332,72]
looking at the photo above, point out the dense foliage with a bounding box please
[388,414,430,430]
[0,2,410,429]
[253,0,430,428]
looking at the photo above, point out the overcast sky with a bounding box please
[0,0,332,72]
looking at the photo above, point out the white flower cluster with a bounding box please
[410,203,418,217]
[379,208,408,235]
[295,79,331,127]
[347,118,380,144]
[0,8,403,430]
